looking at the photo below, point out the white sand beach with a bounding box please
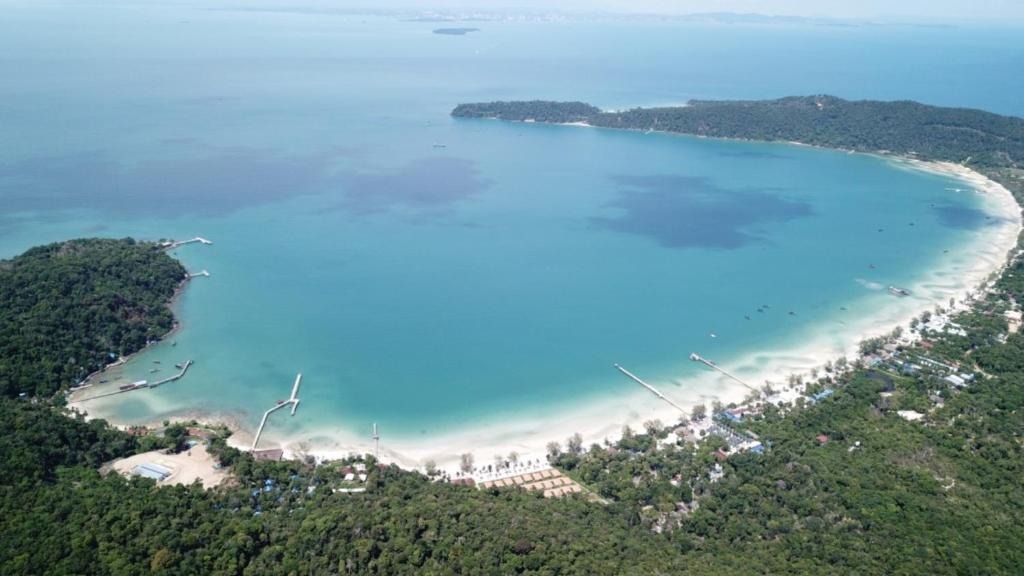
[70,159,1021,481]
[269,158,1021,477]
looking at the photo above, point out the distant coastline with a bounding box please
[433,27,479,36]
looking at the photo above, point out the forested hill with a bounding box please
[452,96,1024,176]
[0,238,185,397]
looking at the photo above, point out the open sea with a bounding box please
[2,3,1022,453]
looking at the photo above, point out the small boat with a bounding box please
[744,315,751,320]
[788,311,796,316]
[149,368,160,373]
[174,363,183,369]
[709,333,717,339]
[888,286,911,297]
[153,360,161,364]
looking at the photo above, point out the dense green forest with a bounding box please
[3,98,1024,573]
[0,238,185,397]
[3,249,1024,574]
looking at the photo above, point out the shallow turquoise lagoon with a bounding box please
[1,4,1021,445]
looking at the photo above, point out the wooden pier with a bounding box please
[614,363,688,415]
[251,373,303,452]
[186,270,210,279]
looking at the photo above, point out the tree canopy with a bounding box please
[0,238,185,397]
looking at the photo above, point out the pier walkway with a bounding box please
[163,237,213,250]
[251,373,303,452]
[614,364,688,415]
[690,353,756,391]
[150,360,193,388]
[75,360,193,401]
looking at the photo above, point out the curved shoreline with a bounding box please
[67,247,196,404]
[277,157,1022,473]
[70,158,1022,476]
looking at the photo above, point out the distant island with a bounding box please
[452,96,1024,203]
[433,27,480,36]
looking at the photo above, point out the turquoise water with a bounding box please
[1,4,1021,445]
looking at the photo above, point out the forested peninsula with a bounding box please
[452,96,1024,202]
[0,238,185,398]
[2,99,1024,574]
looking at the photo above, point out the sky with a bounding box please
[41,0,1024,23]
[559,0,1024,21]
[240,0,1024,23]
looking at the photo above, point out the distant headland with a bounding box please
[452,95,1024,205]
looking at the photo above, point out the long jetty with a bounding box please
[251,373,302,452]
[163,237,213,250]
[186,270,210,279]
[614,363,688,415]
[689,353,756,391]
[74,359,193,401]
